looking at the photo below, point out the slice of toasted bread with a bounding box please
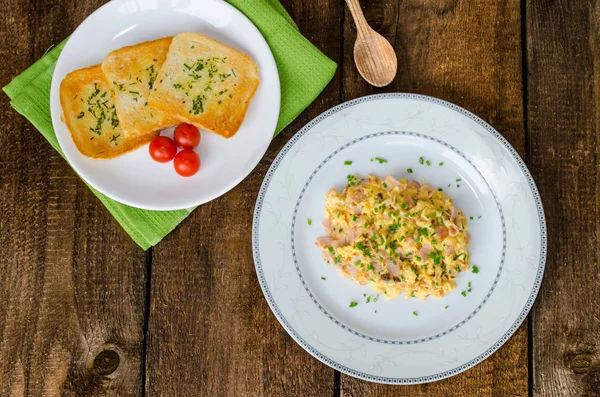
[148,33,260,138]
[102,37,179,135]
[60,65,156,159]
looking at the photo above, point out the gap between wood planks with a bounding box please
[141,248,152,397]
[520,0,534,395]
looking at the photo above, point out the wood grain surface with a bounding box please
[0,0,598,396]
[0,0,147,396]
[526,0,600,396]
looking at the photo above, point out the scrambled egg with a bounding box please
[316,174,470,300]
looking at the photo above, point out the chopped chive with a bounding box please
[426,160,431,166]
[344,160,353,165]
[470,216,474,220]
[439,162,444,166]
[472,265,479,274]
[438,188,443,192]
[456,178,462,182]
[461,291,467,297]
[321,277,326,280]
[349,301,358,308]
[419,157,424,165]
[374,157,387,164]
[478,216,482,219]
[457,184,460,188]
[352,216,357,222]
[407,168,413,173]
[307,219,312,225]
[445,305,449,309]
[413,311,418,316]
[328,247,335,254]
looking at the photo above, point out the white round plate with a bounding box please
[50,0,280,210]
[253,94,546,384]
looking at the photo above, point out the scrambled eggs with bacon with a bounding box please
[316,174,470,299]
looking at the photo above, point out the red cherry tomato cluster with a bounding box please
[149,124,201,177]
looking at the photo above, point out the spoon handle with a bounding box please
[345,0,371,36]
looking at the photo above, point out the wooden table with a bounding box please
[1,0,599,396]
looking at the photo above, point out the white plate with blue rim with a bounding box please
[50,0,280,210]
[252,93,546,384]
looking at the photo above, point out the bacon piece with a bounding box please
[386,260,400,276]
[316,236,332,247]
[420,244,433,262]
[408,180,421,189]
[435,225,449,240]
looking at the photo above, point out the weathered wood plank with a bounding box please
[0,1,147,395]
[527,0,600,396]
[144,1,342,396]
[340,0,528,395]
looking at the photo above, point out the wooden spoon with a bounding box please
[345,0,398,87]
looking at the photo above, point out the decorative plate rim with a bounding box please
[252,93,547,384]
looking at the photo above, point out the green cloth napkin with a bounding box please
[3,0,336,250]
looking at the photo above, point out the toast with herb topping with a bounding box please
[60,65,150,159]
[102,37,179,136]
[148,33,260,138]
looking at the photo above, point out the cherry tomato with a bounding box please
[174,149,201,177]
[173,123,201,149]
[149,136,177,163]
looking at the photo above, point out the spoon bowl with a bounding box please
[346,0,398,87]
